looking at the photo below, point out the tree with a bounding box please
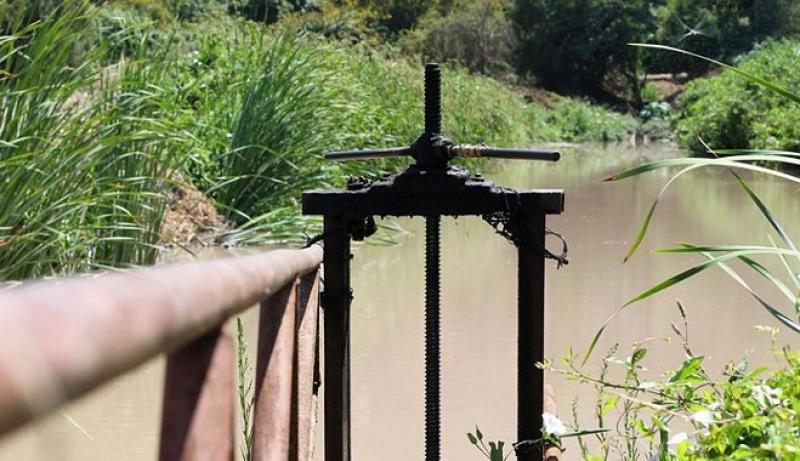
[511,0,652,105]
[344,0,451,37]
[648,0,798,75]
[404,0,515,76]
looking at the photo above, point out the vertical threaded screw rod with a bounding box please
[424,215,441,461]
[425,63,442,135]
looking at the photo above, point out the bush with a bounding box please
[229,0,320,24]
[400,0,515,76]
[345,0,450,37]
[672,40,800,153]
[546,334,800,461]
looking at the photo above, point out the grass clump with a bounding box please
[0,2,185,279]
[673,40,800,153]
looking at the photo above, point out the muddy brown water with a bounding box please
[2,143,799,460]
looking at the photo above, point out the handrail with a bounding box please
[0,245,322,445]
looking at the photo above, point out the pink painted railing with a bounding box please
[0,246,323,461]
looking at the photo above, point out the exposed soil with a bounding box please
[160,175,230,247]
[645,73,688,102]
[512,84,560,108]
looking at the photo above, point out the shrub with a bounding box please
[673,40,800,153]
[400,0,515,76]
[229,0,321,24]
[344,0,450,37]
[545,331,800,461]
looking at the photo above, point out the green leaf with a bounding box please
[560,428,611,438]
[669,356,704,383]
[631,347,647,366]
[467,433,477,445]
[620,163,705,262]
[701,252,800,334]
[730,170,797,253]
[601,395,620,416]
[476,426,483,441]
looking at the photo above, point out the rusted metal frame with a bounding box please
[291,272,321,461]
[517,208,546,461]
[322,214,352,461]
[252,278,299,460]
[159,321,235,461]
[0,246,322,436]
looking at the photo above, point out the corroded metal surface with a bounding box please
[159,323,235,461]
[292,273,321,461]
[252,280,297,461]
[0,246,322,435]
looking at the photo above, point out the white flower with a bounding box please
[691,410,714,427]
[542,412,567,436]
[668,432,689,445]
[753,384,782,406]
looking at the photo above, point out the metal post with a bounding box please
[323,215,352,461]
[517,209,546,461]
[252,280,297,461]
[159,324,235,461]
[424,215,441,461]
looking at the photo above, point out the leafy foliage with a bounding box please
[647,0,798,76]
[549,320,800,460]
[399,0,515,76]
[673,40,800,153]
[344,0,450,37]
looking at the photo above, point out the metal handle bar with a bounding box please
[325,145,560,162]
[325,147,410,161]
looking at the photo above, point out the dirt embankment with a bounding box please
[160,176,230,247]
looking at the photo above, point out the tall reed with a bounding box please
[0,1,184,280]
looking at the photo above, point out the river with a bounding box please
[2,143,798,460]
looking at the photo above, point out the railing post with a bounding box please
[291,272,321,461]
[252,279,298,460]
[159,322,235,461]
[323,215,352,461]
[517,209,546,461]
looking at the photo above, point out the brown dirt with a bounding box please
[512,84,560,109]
[160,175,230,247]
[645,73,687,102]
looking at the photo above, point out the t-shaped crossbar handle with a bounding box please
[325,63,561,168]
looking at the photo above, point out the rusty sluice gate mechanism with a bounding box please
[302,63,566,461]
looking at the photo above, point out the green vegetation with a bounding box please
[512,0,651,104]
[546,321,800,460]
[673,41,800,153]
[0,2,185,279]
[649,0,799,76]
[509,0,800,105]
[559,43,800,460]
[399,0,514,76]
[0,0,634,279]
